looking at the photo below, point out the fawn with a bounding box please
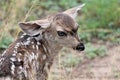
[0,4,85,80]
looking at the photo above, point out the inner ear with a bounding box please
[19,23,41,31]
[28,23,41,31]
[19,22,41,36]
[19,19,50,36]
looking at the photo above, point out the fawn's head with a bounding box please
[19,4,85,51]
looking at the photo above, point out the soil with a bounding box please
[49,43,120,80]
[0,43,120,80]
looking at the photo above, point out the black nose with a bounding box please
[76,43,85,51]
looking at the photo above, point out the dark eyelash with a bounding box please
[70,32,74,36]
[72,29,77,33]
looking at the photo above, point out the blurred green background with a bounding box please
[0,1,120,79]
[0,0,120,59]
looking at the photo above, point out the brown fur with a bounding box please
[0,4,85,80]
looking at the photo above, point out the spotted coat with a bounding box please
[0,34,53,80]
[0,4,85,80]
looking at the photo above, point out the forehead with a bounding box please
[53,13,78,31]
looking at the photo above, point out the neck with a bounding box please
[42,36,62,57]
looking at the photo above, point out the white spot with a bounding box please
[20,42,24,45]
[12,53,16,56]
[23,68,28,77]
[18,58,21,62]
[34,53,38,60]
[19,66,23,70]
[20,33,26,38]
[37,42,40,45]
[11,63,15,75]
[0,57,5,65]
[20,35,24,38]
[18,53,22,56]
[43,55,46,60]
[24,40,31,45]
[36,45,39,50]
[10,57,16,61]
[2,50,6,56]
[43,45,47,53]
[27,37,31,41]
[31,41,34,44]
[32,45,35,49]
[15,43,20,49]
[13,50,17,54]
[29,52,35,63]
[32,52,35,58]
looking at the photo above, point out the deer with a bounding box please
[0,4,85,80]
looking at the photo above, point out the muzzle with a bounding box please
[73,43,85,51]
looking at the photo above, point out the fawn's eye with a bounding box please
[57,31,67,37]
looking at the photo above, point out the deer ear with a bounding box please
[19,19,50,36]
[63,4,85,19]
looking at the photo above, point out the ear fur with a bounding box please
[18,4,85,36]
[63,4,85,19]
[19,19,50,36]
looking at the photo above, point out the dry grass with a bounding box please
[1,1,120,80]
[0,0,38,40]
[0,0,25,39]
[48,45,120,80]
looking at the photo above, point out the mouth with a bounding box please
[73,47,85,51]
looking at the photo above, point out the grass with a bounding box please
[61,53,80,67]
[0,0,120,80]
[79,0,120,42]
[85,43,107,59]
[0,0,120,49]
